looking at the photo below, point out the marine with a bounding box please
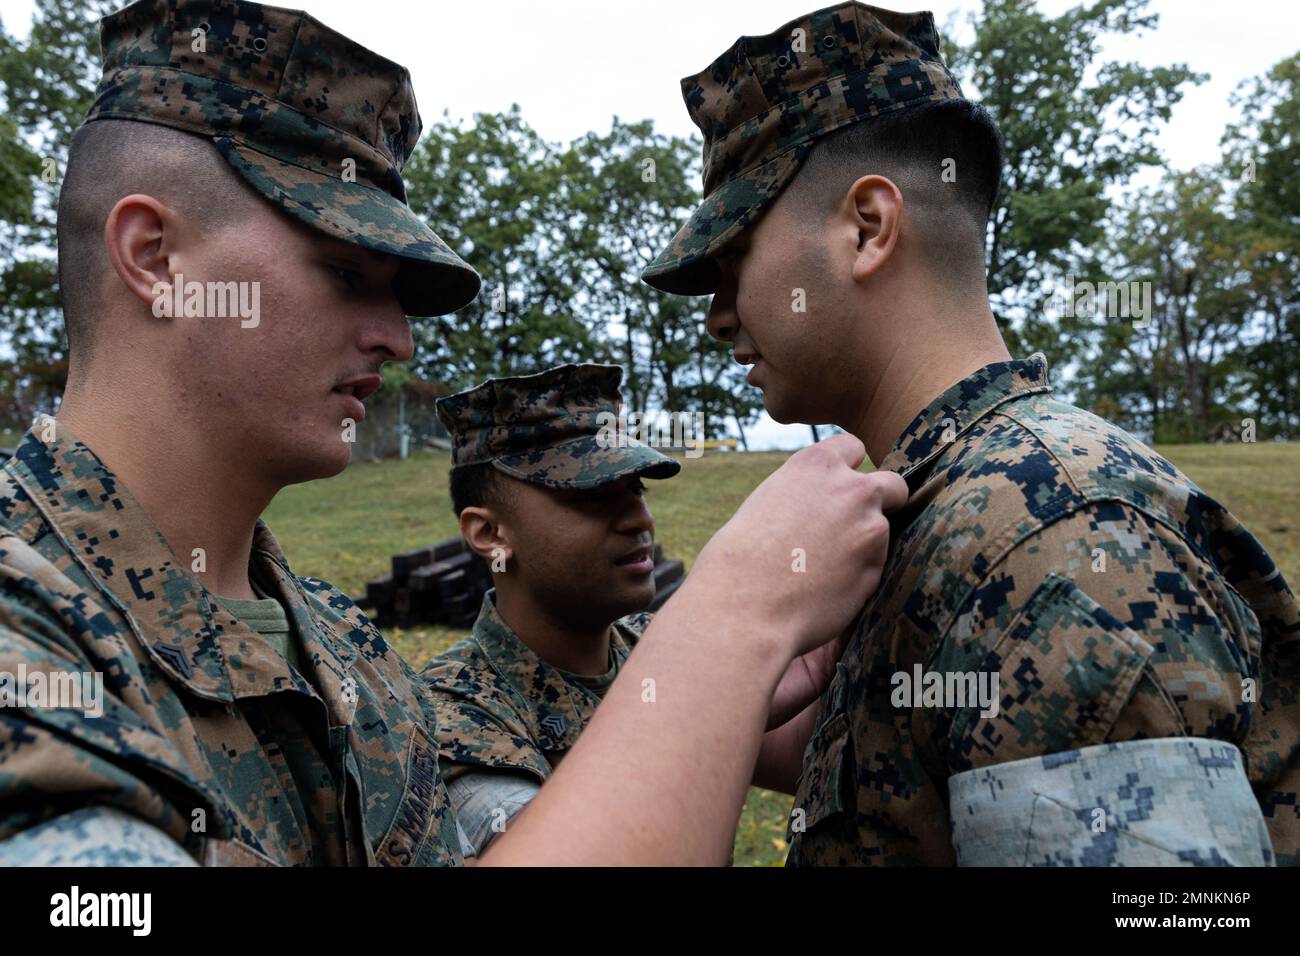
[0,0,481,867]
[643,1,1300,865]
[423,363,680,857]
[0,0,909,866]
[423,363,834,858]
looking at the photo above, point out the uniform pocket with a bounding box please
[790,710,853,836]
[947,574,1156,770]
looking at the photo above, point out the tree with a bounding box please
[560,118,761,443]
[946,0,1203,371]
[405,111,763,445]
[0,0,112,420]
[1074,167,1257,442]
[403,108,597,389]
[1223,53,1300,439]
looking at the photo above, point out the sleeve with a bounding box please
[421,663,552,785]
[446,771,542,857]
[947,737,1273,865]
[932,503,1252,766]
[929,502,1283,857]
[0,566,216,854]
[0,806,199,866]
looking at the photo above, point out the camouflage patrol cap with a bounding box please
[642,2,965,296]
[83,0,479,316]
[437,364,682,491]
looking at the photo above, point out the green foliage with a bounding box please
[1073,168,1253,441]
[403,109,762,437]
[1222,53,1300,438]
[1069,50,1300,442]
[949,0,1203,363]
[0,0,112,422]
[560,118,761,431]
[404,108,595,383]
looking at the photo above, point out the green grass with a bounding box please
[1155,442,1300,588]
[263,441,1300,866]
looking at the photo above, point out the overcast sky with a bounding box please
[3,0,1297,448]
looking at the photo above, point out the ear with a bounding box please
[103,193,179,312]
[842,175,904,284]
[459,506,511,569]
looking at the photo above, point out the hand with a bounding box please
[767,630,847,731]
[692,433,907,660]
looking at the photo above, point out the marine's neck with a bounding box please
[56,382,272,600]
[493,585,614,677]
[848,300,1010,467]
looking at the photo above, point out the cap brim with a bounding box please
[491,434,682,490]
[641,145,807,296]
[217,139,481,316]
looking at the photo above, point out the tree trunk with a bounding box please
[732,411,749,452]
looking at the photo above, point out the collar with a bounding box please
[6,417,358,717]
[877,354,1052,484]
[468,589,633,751]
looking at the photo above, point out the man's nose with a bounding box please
[362,298,414,363]
[706,272,739,343]
[616,490,655,538]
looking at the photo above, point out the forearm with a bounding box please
[752,700,821,795]
[480,575,789,866]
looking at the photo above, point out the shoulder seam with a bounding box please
[931,495,1207,648]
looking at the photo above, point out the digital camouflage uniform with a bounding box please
[426,592,647,785]
[785,357,1297,866]
[0,0,481,865]
[0,420,462,865]
[643,2,1299,866]
[423,364,678,853]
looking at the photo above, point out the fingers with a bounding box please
[863,469,909,513]
[795,435,907,513]
[808,432,866,470]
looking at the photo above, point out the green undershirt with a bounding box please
[216,579,306,677]
[555,645,618,697]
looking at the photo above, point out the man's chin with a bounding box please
[763,392,834,430]
[273,438,352,487]
[601,579,658,619]
[764,394,804,426]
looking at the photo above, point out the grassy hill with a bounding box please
[264,441,1300,866]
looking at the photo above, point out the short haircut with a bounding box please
[784,99,1004,283]
[56,119,263,358]
[449,462,509,516]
